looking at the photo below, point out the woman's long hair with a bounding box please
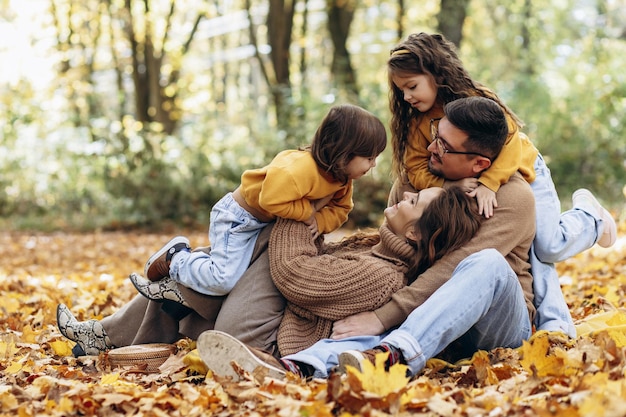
[406,186,482,281]
[323,186,481,283]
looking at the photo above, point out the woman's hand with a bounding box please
[331,311,385,339]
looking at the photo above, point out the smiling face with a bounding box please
[391,72,438,113]
[426,117,489,181]
[384,187,445,239]
[345,155,377,180]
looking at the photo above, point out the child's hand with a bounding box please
[303,216,320,239]
[468,184,497,218]
[444,178,478,193]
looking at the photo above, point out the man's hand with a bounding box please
[468,184,498,218]
[331,311,385,339]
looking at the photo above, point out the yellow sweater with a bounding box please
[403,104,538,192]
[240,150,353,234]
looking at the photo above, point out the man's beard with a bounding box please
[428,159,442,177]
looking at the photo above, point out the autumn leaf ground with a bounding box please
[2,226,626,416]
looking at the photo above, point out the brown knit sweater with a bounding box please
[269,217,414,355]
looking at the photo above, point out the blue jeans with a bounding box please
[530,154,601,336]
[284,249,532,378]
[169,192,268,296]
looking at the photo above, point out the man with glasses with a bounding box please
[430,117,494,160]
[198,96,539,379]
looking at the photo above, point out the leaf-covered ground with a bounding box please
[2,227,626,416]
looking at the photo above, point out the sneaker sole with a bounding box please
[144,236,190,278]
[598,207,617,247]
[338,350,367,374]
[197,330,285,381]
[572,189,617,248]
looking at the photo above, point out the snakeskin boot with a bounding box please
[56,303,114,356]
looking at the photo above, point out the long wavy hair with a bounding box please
[406,186,482,281]
[324,186,481,282]
[387,32,523,180]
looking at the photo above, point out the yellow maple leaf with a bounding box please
[576,310,626,347]
[519,333,569,377]
[471,350,499,385]
[607,329,626,348]
[100,372,120,385]
[49,339,75,357]
[54,396,77,414]
[183,348,209,374]
[0,341,19,359]
[0,384,18,410]
[346,351,410,396]
[606,311,626,326]
[5,358,25,374]
[21,324,38,344]
[2,294,20,314]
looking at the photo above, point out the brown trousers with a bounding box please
[101,224,286,353]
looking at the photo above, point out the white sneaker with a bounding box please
[196,330,286,381]
[572,189,617,248]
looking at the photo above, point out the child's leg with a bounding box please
[531,154,602,263]
[170,193,267,296]
[529,246,576,336]
[530,154,601,336]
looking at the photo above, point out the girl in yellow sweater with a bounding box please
[133,104,387,297]
[385,32,616,336]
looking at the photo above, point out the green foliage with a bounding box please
[463,0,626,207]
[1,0,625,232]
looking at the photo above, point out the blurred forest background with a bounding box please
[0,0,625,232]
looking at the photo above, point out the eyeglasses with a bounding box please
[430,118,491,161]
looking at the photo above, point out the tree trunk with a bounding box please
[396,0,404,39]
[117,0,203,135]
[436,0,470,46]
[267,0,295,136]
[519,0,534,76]
[327,0,358,99]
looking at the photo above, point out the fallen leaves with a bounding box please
[1,230,626,416]
[329,352,411,413]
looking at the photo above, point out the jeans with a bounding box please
[285,249,532,378]
[530,154,600,336]
[169,192,268,296]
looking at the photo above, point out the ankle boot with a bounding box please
[56,304,114,356]
[129,273,190,307]
[144,236,191,281]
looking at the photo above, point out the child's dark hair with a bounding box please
[387,32,522,180]
[444,97,509,161]
[407,186,482,281]
[309,104,387,184]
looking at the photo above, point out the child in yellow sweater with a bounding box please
[385,32,616,336]
[131,104,387,298]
